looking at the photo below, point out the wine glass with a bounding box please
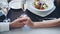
[21,13,31,31]
[21,0,31,31]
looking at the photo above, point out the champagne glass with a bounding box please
[21,0,31,31]
[21,13,31,31]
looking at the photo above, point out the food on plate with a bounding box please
[34,0,48,10]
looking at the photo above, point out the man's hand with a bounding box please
[9,17,25,29]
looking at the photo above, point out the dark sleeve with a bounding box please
[54,0,60,10]
[0,15,5,22]
[8,0,11,3]
[25,9,43,22]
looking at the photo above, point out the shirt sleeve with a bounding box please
[0,22,10,32]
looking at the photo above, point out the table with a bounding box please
[0,0,60,34]
[0,27,60,34]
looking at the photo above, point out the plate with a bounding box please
[9,1,23,9]
[26,0,56,17]
[27,5,56,17]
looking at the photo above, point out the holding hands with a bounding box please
[10,16,34,29]
[10,14,60,29]
[20,16,34,28]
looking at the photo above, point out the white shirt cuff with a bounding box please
[0,22,9,32]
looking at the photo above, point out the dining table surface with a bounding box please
[0,27,60,34]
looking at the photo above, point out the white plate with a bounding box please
[27,5,56,17]
[9,1,23,9]
[26,0,56,17]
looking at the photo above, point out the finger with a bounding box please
[18,16,23,18]
[13,16,30,23]
[18,23,25,25]
[14,18,27,22]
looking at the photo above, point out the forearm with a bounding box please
[9,23,13,29]
[32,19,60,28]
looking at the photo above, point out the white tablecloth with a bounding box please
[0,27,60,34]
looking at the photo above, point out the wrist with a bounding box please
[9,22,13,30]
[9,23,12,30]
[29,22,35,28]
